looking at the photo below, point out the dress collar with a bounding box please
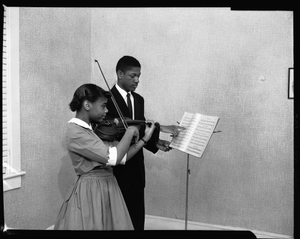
[68,118,92,130]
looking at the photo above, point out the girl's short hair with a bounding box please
[116,55,141,73]
[69,84,111,112]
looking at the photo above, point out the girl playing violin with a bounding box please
[54,83,155,230]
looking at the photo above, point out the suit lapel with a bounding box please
[132,92,144,121]
[132,92,139,120]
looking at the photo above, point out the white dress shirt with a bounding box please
[115,83,135,120]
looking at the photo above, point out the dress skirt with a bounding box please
[54,168,134,230]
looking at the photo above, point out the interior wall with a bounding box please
[3,8,293,235]
[4,8,91,229]
[91,8,293,235]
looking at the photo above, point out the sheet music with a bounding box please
[170,112,219,158]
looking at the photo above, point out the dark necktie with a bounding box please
[127,93,133,119]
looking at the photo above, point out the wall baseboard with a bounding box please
[145,215,293,239]
[46,225,54,230]
[46,214,293,239]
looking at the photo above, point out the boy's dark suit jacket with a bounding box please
[106,86,159,189]
[106,85,158,229]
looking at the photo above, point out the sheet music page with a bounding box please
[169,112,198,152]
[170,112,219,158]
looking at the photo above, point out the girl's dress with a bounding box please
[54,118,134,230]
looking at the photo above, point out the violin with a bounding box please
[92,118,160,142]
[93,60,160,143]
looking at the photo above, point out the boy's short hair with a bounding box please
[116,56,141,73]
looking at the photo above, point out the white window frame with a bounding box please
[3,6,25,192]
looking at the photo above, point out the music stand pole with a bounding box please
[185,153,190,230]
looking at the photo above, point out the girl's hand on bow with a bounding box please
[160,125,185,137]
[127,126,140,144]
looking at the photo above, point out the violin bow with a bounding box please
[94,59,128,129]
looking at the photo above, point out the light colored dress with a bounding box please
[54,119,133,230]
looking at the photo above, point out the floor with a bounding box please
[46,215,293,238]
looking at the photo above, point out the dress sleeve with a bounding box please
[108,140,127,165]
[67,127,111,165]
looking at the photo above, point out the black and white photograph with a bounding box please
[2,6,294,238]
